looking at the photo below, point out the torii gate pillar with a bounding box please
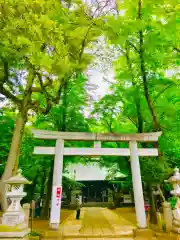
[50,139,64,229]
[130,141,146,228]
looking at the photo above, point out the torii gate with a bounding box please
[33,129,162,229]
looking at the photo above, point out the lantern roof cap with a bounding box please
[166,168,180,183]
[4,169,31,185]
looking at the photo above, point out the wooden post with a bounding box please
[50,139,64,230]
[129,140,147,228]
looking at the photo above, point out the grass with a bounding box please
[28,231,41,236]
[0,224,23,232]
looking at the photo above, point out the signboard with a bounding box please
[55,186,62,207]
[56,187,62,199]
[123,194,132,203]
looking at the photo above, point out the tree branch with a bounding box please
[31,73,53,92]
[0,85,21,105]
[78,3,103,61]
[29,100,52,114]
[29,76,67,114]
[127,40,140,53]
[153,84,173,104]
[174,47,180,53]
[3,61,8,84]
[127,116,137,127]
[0,61,22,104]
[104,118,113,132]
[78,23,94,61]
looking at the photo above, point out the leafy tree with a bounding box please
[17,73,91,218]
[0,0,101,210]
[0,0,180,226]
[0,72,91,217]
[88,0,179,223]
[0,108,16,176]
[104,0,179,131]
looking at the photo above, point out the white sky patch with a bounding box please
[119,9,126,16]
[0,99,8,108]
[165,68,180,78]
[84,37,119,117]
[84,67,113,117]
[160,18,167,25]
[87,69,112,99]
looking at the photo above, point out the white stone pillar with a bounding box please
[94,141,101,148]
[50,139,64,230]
[129,140,146,228]
[163,201,173,232]
[23,203,30,229]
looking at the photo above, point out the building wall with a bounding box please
[66,163,109,181]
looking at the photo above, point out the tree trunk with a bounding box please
[147,184,157,224]
[0,115,26,211]
[40,167,46,200]
[41,161,54,219]
[30,172,39,201]
[138,0,160,131]
[0,69,34,212]
[61,82,67,132]
[40,167,47,217]
[125,44,144,133]
[139,32,159,131]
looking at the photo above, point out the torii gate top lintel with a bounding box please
[32,129,162,142]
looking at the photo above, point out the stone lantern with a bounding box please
[166,167,180,196]
[0,169,31,237]
[166,167,180,233]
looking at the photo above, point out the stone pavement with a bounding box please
[113,208,137,225]
[32,209,73,235]
[44,207,136,239]
[38,208,180,240]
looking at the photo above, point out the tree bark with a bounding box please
[125,44,144,133]
[138,0,160,131]
[0,70,34,212]
[40,167,46,200]
[61,82,68,132]
[39,167,47,217]
[0,115,26,211]
[139,31,159,131]
[41,161,54,219]
[147,184,158,224]
[29,172,39,201]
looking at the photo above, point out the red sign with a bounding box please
[56,186,62,199]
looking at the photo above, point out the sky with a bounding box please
[86,68,112,99]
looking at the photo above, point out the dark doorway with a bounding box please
[80,180,110,202]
